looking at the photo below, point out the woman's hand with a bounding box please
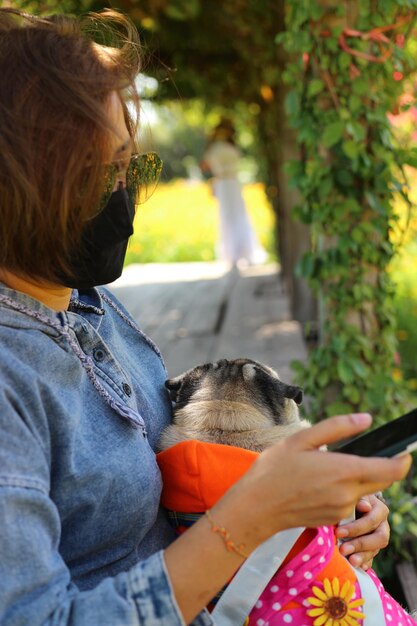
[213,413,411,552]
[165,413,411,625]
[336,493,390,570]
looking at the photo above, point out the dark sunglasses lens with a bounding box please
[127,152,163,206]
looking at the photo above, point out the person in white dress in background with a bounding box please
[201,118,268,267]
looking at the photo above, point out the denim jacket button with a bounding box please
[93,348,105,362]
[122,383,132,396]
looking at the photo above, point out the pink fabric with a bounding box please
[248,525,414,626]
[367,569,415,626]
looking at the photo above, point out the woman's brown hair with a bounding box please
[0,8,141,283]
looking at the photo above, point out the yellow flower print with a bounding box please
[307,578,365,626]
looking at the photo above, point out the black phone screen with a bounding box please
[335,407,417,457]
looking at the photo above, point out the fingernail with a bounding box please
[351,413,372,426]
[349,555,361,568]
[336,527,349,538]
[358,497,372,508]
[341,543,355,555]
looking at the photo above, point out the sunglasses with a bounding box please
[101,151,163,210]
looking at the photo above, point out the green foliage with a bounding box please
[280,0,417,416]
[282,0,417,575]
[379,477,417,577]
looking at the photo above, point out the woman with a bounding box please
[0,8,411,626]
[201,118,267,267]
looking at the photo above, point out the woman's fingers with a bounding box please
[339,523,389,556]
[287,413,373,451]
[346,550,379,570]
[348,453,412,492]
[337,494,390,569]
[236,414,412,545]
[354,495,373,514]
[336,495,389,541]
[285,414,412,490]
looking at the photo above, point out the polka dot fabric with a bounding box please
[248,526,415,625]
[367,568,416,626]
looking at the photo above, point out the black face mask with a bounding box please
[59,188,135,290]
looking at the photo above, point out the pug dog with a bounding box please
[157,360,417,624]
[158,357,310,453]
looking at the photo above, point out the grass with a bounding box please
[125,180,276,265]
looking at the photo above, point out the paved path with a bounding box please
[109,261,308,382]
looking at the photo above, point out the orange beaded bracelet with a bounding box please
[205,509,249,559]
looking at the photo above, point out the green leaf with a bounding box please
[309,3,324,20]
[285,91,299,116]
[352,78,371,96]
[164,0,200,20]
[317,370,330,388]
[345,198,362,214]
[391,512,403,527]
[337,360,354,384]
[398,500,415,515]
[348,95,362,112]
[308,79,325,97]
[338,53,351,72]
[403,147,417,169]
[342,385,361,404]
[350,360,367,377]
[322,121,345,148]
[365,191,386,214]
[342,140,360,159]
[336,170,354,186]
[284,159,303,180]
[407,522,417,537]
[347,121,366,142]
[296,252,315,278]
[318,178,332,197]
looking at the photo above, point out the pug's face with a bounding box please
[165,358,303,427]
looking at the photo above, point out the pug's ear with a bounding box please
[242,363,257,382]
[165,376,183,402]
[283,384,303,405]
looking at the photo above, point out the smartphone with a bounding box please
[335,407,417,457]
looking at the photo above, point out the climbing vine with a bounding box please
[278,0,417,574]
[279,1,417,418]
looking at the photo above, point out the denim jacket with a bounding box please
[0,284,212,626]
